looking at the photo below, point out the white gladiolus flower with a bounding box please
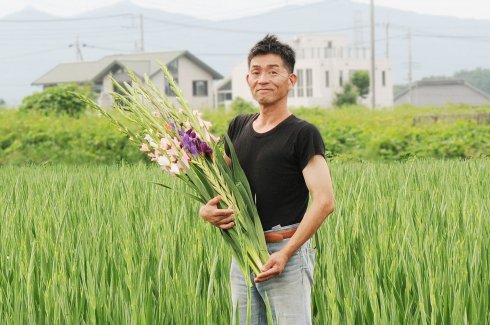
[169,163,180,175]
[157,155,171,167]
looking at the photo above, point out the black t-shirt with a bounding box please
[225,113,325,230]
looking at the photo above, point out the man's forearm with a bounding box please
[280,196,334,258]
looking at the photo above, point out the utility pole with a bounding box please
[139,14,145,52]
[408,30,413,104]
[370,0,376,109]
[385,22,390,59]
[69,35,85,62]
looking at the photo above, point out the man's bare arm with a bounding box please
[255,155,335,282]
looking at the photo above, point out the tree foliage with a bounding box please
[454,68,490,95]
[334,71,370,107]
[351,71,370,98]
[334,83,359,107]
[19,83,94,118]
[421,67,490,95]
[230,97,256,114]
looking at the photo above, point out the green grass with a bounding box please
[1,160,489,324]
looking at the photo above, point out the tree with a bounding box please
[421,67,490,95]
[334,83,359,107]
[393,84,408,97]
[351,71,370,98]
[19,83,94,117]
[0,98,5,107]
[454,68,490,95]
[230,97,255,114]
[334,71,371,107]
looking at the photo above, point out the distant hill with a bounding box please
[1,0,490,105]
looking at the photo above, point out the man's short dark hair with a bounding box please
[248,34,296,73]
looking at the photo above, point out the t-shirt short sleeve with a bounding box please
[224,114,253,157]
[295,123,325,171]
[224,116,238,157]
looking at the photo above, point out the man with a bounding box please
[199,34,335,324]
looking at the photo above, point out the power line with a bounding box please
[84,44,135,53]
[382,23,490,42]
[0,47,69,60]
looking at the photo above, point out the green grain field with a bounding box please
[1,160,489,324]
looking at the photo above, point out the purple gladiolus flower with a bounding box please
[181,134,199,156]
[200,142,213,156]
[178,128,213,158]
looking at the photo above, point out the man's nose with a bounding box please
[257,72,270,83]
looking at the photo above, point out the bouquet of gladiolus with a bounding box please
[78,65,269,285]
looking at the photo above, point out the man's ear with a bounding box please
[246,74,250,83]
[288,73,298,89]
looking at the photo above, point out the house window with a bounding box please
[339,71,343,86]
[193,80,208,96]
[164,59,179,97]
[94,83,103,94]
[297,69,304,97]
[382,71,386,87]
[167,59,178,75]
[325,71,330,88]
[306,69,313,97]
[165,78,178,97]
[218,92,232,104]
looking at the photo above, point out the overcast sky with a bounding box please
[1,0,490,20]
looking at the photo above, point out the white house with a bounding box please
[33,51,223,110]
[217,33,393,108]
[394,79,490,107]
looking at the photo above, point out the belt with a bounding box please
[264,227,298,243]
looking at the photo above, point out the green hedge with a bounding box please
[0,111,144,165]
[1,105,489,165]
[206,105,490,161]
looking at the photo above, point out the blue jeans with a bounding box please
[230,233,315,324]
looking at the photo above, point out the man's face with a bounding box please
[246,54,296,106]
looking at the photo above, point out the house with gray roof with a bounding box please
[33,51,223,109]
[394,79,490,107]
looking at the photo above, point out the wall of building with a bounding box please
[178,56,215,110]
[219,34,394,109]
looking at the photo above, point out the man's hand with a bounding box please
[199,196,235,230]
[254,250,290,282]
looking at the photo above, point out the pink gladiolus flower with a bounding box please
[167,147,178,157]
[149,150,160,161]
[140,143,150,152]
[160,138,170,150]
[181,150,191,168]
[172,137,181,148]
